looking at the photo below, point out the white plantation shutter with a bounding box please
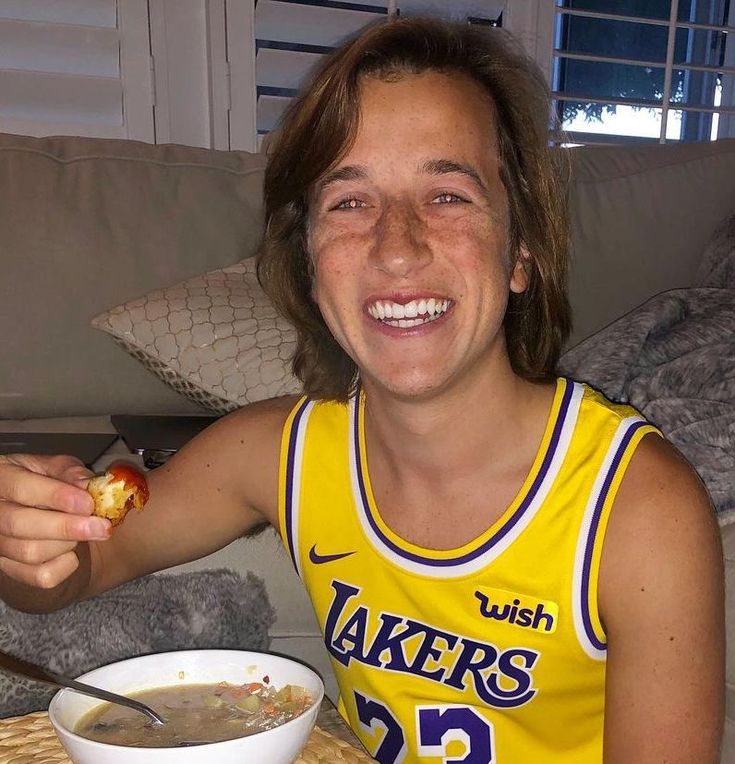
[0,0,154,140]
[215,0,506,151]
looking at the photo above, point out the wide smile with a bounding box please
[366,297,452,329]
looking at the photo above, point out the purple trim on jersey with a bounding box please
[580,419,648,651]
[284,397,312,576]
[353,378,575,567]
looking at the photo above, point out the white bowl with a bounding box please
[48,649,324,764]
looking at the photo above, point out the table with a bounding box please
[0,699,373,764]
[316,697,368,752]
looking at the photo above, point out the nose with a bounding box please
[368,200,432,278]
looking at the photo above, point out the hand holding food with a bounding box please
[0,457,148,592]
[87,463,149,527]
[0,453,102,590]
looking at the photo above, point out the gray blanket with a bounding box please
[560,213,735,523]
[0,568,275,717]
[559,287,734,523]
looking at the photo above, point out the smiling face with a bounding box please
[307,70,529,402]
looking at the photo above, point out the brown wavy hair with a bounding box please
[258,16,571,402]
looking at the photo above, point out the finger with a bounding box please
[0,536,77,566]
[2,453,94,491]
[0,551,80,590]
[0,461,93,515]
[50,456,95,489]
[0,503,110,542]
[2,452,92,479]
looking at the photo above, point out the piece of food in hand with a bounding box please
[87,463,149,527]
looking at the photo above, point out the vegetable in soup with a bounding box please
[75,679,313,748]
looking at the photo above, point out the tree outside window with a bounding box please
[552,0,734,142]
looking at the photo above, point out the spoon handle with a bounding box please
[0,649,165,725]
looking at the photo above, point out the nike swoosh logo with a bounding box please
[309,544,356,565]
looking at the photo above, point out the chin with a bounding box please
[363,370,451,401]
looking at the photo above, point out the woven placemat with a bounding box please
[0,712,372,764]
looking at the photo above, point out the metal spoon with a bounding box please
[0,649,165,726]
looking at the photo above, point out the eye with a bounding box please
[432,192,465,204]
[333,197,367,210]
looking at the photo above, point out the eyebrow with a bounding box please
[422,159,488,193]
[315,165,368,195]
[314,158,488,196]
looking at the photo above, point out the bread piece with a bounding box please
[87,463,149,527]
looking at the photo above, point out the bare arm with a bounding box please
[601,435,725,763]
[0,396,294,612]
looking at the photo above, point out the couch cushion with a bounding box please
[565,139,735,347]
[0,133,267,418]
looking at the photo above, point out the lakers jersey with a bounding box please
[278,378,659,763]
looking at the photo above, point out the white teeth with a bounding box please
[367,297,450,327]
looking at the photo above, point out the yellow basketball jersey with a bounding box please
[278,378,659,763]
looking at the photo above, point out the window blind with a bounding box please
[0,0,154,140]
[551,0,735,143]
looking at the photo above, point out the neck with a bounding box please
[360,364,550,484]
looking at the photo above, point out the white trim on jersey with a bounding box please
[285,398,317,579]
[572,415,647,660]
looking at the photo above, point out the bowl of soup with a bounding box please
[48,650,324,764]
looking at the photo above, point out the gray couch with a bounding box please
[2,133,733,415]
[1,132,734,749]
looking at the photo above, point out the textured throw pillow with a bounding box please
[92,260,301,414]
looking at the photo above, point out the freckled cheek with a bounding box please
[310,240,364,317]
[428,222,506,268]
[428,210,501,239]
[310,227,375,274]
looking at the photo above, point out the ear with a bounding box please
[510,243,531,294]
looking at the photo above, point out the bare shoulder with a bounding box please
[213,394,301,440]
[602,432,721,567]
[600,432,722,601]
[176,394,299,460]
[157,394,302,526]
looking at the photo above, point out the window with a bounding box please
[0,0,154,141]
[549,0,735,143]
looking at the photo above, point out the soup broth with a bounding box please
[75,680,313,748]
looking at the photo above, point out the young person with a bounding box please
[0,17,724,763]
